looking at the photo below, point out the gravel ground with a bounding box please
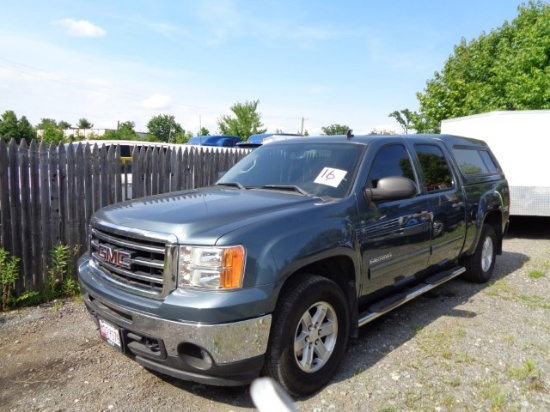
[1,217,549,411]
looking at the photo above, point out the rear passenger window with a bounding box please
[479,151,499,174]
[453,148,499,175]
[414,144,454,193]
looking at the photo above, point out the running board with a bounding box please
[358,266,466,327]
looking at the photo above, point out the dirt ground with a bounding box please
[1,217,549,411]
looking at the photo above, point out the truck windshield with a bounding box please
[218,142,363,198]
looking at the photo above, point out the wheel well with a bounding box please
[278,256,358,337]
[483,210,503,254]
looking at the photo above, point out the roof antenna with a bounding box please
[346,129,354,139]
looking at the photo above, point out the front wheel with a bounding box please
[263,275,349,397]
[462,224,497,283]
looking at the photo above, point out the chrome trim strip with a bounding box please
[91,254,163,284]
[163,245,179,294]
[91,228,166,254]
[90,259,162,297]
[131,257,164,269]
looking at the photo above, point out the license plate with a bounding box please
[98,319,122,351]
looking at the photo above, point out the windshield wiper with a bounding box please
[217,182,246,190]
[259,184,309,195]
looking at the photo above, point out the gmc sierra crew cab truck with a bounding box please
[78,133,510,396]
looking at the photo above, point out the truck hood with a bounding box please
[92,187,323,244]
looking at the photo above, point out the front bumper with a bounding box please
[79,256,272,386]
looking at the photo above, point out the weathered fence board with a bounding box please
[29,140,42,288]
[0,139,250,296]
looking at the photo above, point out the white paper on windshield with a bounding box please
[314,167,347,188]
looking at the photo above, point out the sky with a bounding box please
[0,0,525,136]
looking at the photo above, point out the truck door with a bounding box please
[358,143,431,294]
[412,143,467,266]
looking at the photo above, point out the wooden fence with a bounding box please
[0,139,250,295]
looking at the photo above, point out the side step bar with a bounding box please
[358,266,466,327]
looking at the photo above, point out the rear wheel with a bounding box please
[263,275,349,397]
[463,224,497,283]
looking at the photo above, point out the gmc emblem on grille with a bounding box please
[97,244,134,269]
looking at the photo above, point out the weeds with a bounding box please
[14,291,42,307]
[46,244,70,299]
[0,248,20,310]
[0,243,81,312]
[45,244,81,301]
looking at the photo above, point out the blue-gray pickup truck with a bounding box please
[78,133,510,396]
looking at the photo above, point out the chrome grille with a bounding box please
[90,226,172,298]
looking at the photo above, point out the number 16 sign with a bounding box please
[314,167,347,188]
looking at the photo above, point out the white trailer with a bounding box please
[441,110,550,217]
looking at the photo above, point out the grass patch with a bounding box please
[486,278,517,298]
[485,278,550,309]
[507,359,538,381]
[441,394,456,409]
[506,359,547,392]
[501,334,515,344]
[518,294,550,309]
[377,407,398,412]
[528,269,546,279]
[446,377,461,387]
[480,382,508,411]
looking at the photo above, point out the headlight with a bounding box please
[177,245,246,290]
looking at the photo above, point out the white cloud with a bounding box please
[55,19,106,37]
[196,1,245,44]
[140,94,172,110]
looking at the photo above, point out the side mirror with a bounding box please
[365,176,417,202]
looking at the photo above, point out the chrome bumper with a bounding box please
[83,291,272,365]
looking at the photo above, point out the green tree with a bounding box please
[415,0,550,132]
[0,111,19,140]
[198,127,210,136]
[389,109,415,134]
[217,100,266,139]
[17,116,36,142]
[37,118,58,129]
[321,124,350,135]
[77,118,94,129]
[102,121,139,141]
[58,120,71,130]
[171,130,193,144]
[41,123,65,145]
[146,114,184,142]
[0,110,36,143]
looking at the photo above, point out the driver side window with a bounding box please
[367,144,416,188]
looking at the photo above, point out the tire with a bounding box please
[263,275,350,397]
[462,224,497,283]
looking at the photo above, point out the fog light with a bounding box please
[178,343,214,370]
